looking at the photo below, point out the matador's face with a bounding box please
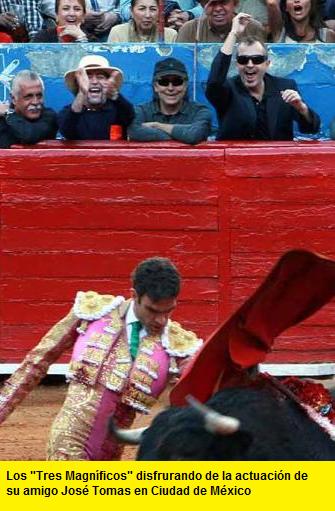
[133,292,177,336]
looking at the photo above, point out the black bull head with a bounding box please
[109,250,335,460]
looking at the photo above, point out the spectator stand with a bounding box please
[0,42,334,137]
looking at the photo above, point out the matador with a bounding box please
[0,257,202,460]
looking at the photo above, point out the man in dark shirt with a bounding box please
[128,57,211,145]
[206,13,320,140]
[58,55,134,140]
[0,69,58,148]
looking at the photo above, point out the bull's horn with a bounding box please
[186,395,240,435]
[108,417,147,444]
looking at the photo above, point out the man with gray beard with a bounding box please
[58,55,134,140]
[0,70,58,148]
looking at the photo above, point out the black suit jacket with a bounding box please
[206,52,320,140]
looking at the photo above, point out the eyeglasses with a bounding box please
[156,76,185,87]
[236,55,268,65]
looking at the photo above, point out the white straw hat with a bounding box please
[64,55,124,94]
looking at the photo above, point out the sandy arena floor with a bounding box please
[0,376,334,461]
[0,378,170,461]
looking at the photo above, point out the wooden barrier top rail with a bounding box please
[8,140,330,149]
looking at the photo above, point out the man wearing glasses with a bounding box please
[206,12,320,140]
[128,57,212,145]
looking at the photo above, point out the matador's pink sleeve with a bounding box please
[0,308,80,424]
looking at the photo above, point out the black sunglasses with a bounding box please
[157,76,185,87]
[236,55,267,65]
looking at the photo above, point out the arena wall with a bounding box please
[1,140,335,374]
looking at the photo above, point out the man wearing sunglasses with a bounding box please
[206,12,320,140]
[128,57,211,145]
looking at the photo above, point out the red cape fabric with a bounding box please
[170,250,335,406]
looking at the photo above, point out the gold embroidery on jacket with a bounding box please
[68,301,200,414]
[47,383,103,460]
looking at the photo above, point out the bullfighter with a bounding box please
[0,257,202,460]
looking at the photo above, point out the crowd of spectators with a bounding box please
[1,0,335,144]
[1,0,335,43]
[0,40,323,147]
[0,54,213,146]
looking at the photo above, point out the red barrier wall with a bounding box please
[1,140,335,366]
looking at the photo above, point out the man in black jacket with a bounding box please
[206,12,320,140]
[0,70,58,148]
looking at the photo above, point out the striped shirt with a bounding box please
[0,0,43,38]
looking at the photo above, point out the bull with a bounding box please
[110,383,335,460]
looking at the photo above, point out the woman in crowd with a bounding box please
[266,0,335,42]
[33,0,90,42]
[108,0,177,42]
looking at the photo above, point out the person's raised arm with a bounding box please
[206,13,252,111]
[221,12,253,55]
[71,68,89,113]
[265,0,283,41]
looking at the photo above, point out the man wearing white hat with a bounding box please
[58,55,134,140]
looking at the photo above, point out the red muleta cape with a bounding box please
[170,250,335,406]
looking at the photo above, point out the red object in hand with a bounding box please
[110,125,123,141]
[56,26,75,43]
